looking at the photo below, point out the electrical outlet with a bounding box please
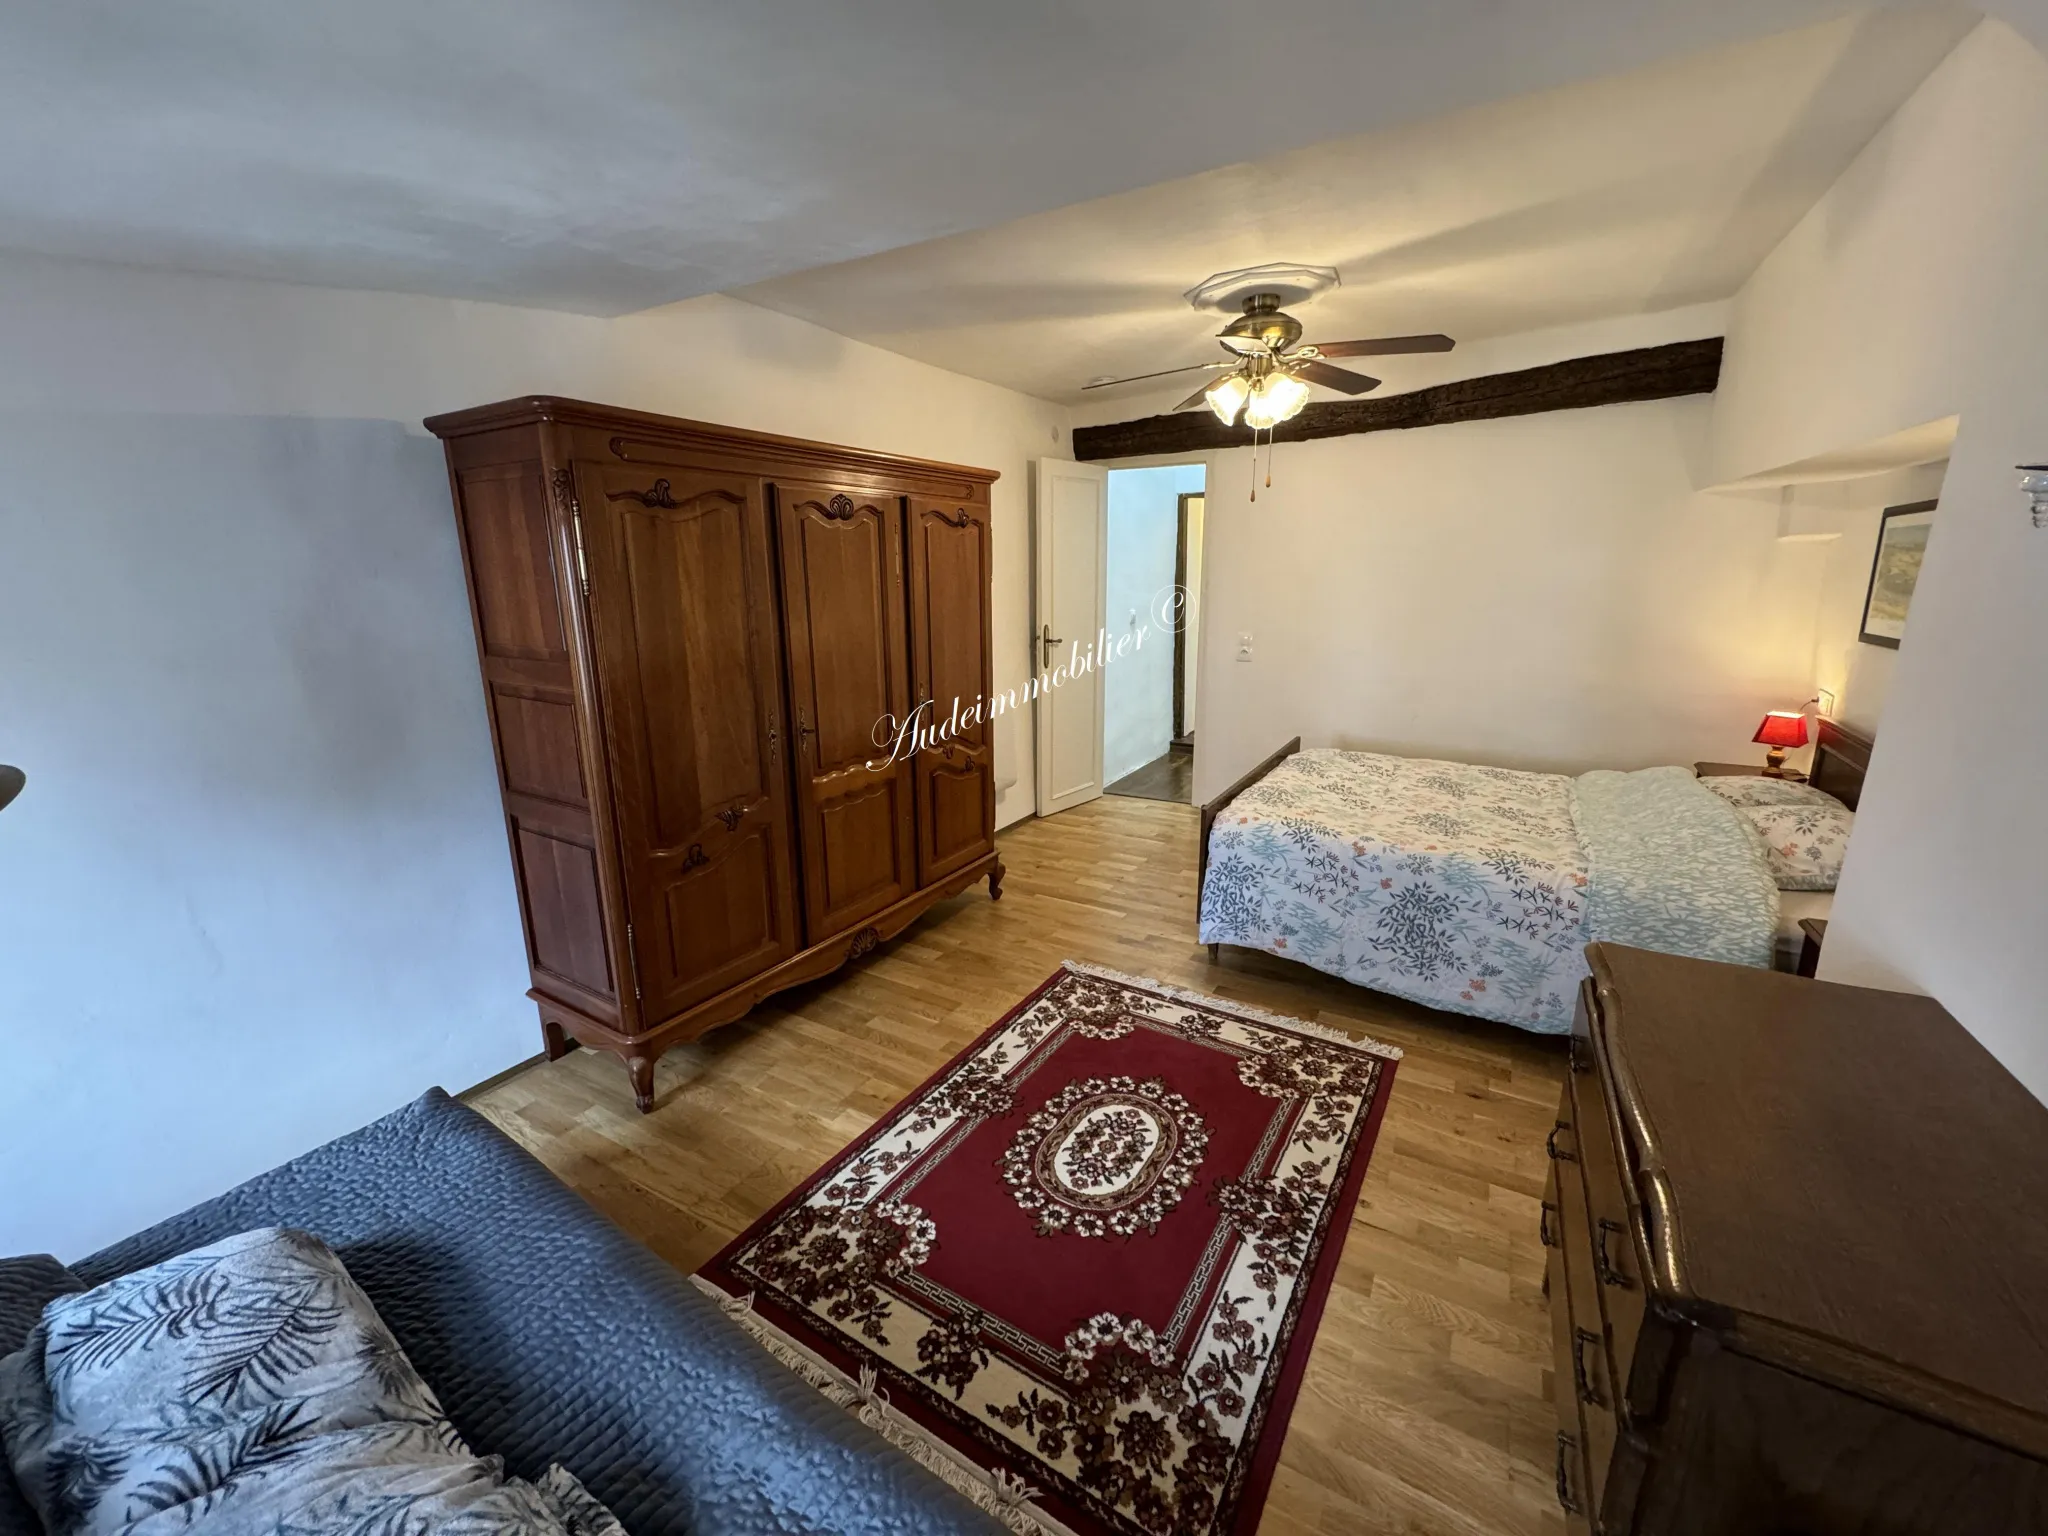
[1237,633,1254,661]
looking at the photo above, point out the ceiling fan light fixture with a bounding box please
[1244,370,1310,430]
[1204,372,1250,425]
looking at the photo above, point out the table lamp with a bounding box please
[1752,712,1808,778]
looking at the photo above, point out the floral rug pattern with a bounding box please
[697,964,1399,1536]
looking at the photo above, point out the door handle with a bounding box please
[1040,624,1066,665]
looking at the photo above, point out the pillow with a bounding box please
[1739,800,1855,891]
[1698,775,1845,811]
[0,1228,625,1536]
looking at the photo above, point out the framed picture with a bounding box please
[1858,499,1936,649]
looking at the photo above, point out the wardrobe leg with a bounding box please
[988,860,1006,901]
[540,1017,576,1061]
[627,1054,656,1115]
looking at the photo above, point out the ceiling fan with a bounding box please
[1084,273,1454,431]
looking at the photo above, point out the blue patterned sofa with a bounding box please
[0,1090,996,1536]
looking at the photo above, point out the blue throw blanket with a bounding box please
[1571,766,1779,970]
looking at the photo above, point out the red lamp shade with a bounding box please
[1752,711,1810,749]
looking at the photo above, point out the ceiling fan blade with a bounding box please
[1295,360,1381,395]
[1081,361,1235,390]
[1173,378,1223,412]
[1309,333,1455,359]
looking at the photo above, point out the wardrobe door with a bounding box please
[906,497,996,884]
[774,482,918,938]
[575,461,800,1022]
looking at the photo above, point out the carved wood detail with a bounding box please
[824,492,859,519]
[548,466,577,514]
[611,478,679,508]
[1073,338,1724,461]
[846,925,882,961]
[716,807,746,831]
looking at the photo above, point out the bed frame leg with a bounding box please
[1208,943,1220,964]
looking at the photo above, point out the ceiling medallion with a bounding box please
[1181,263,1339,313]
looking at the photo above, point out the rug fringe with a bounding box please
[1060,960,1403,1061]
[690,1276,1074,1535]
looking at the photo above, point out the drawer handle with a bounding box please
[1539,1200,1557,1250]
[1554,1431,1582,1515]
[1546,1120,1578,1162]
[1596,1218,1633,1289]
[1572,1327,1606,1408]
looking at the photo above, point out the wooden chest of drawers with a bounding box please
[1546,944,2048,1535]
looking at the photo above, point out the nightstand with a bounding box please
[1798,917,1828,978]
[1694,761,1807,783]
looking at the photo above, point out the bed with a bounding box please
[1196,720,1872,1034]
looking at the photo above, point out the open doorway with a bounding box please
[1102,463,1205,803]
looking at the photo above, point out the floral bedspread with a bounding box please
[1197,749,1782,1034]
[1198,750,1590,1032]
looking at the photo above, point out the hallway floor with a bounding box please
[1106,748,1194,803]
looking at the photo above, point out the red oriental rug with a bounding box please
[694,962,1400,1536]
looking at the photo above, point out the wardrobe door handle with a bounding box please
[1555,1432,1582,1515]
[1573,1327,1605,1408]
[1547,1121,1577,1162]
[1596,1218,1633,1289]
[1539,1201,1558,1250]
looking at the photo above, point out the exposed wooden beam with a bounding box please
[1072,337,1724,462]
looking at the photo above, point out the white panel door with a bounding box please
[1033,458,1107,816]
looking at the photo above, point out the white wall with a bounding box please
[1103,464,1203,784]
[0,251,1066,1258]
[1182,389,1843,803]
[1708,20,2048,1100]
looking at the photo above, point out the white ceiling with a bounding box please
[738,9,1975,406]
[0,1,1975,317]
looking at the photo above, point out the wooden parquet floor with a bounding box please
[471,794,1569,1536]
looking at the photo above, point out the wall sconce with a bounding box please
[2019,465,2048,529]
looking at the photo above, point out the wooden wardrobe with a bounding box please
[427,397,1003,1112]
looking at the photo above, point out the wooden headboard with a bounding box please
[1810,718,1875,811]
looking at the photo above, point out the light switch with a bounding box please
[1237,633,1254,661]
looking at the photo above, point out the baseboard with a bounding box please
[455,1051,548,1102]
